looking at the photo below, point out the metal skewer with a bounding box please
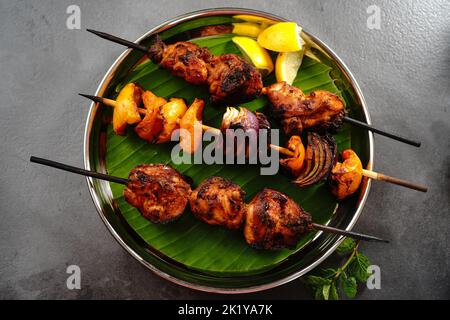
[30,156,388,243]
[312,223,388,243]
[342,117,420,147]
[30,156,128,185]
[79,93,427,193]
[86,28,421,148]
[86,29,149,53]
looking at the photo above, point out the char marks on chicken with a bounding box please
[147,35,263,104]
[206,54,263,104]
[148,37,211,85]
[244,188,313,250]
[189,176,246,230]
[265,82,346,136]
[124,164,191,224]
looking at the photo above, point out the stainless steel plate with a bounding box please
[83,8,373,293]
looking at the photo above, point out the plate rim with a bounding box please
[83,7,374,294]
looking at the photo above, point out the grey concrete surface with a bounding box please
[0,0,449,300]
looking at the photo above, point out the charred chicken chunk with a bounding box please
[330,149,363,199]
[147,36,263,103]
[206,54,263,104]
[189,176,246,230]
[244,188,313,250]
[265,82,346,135]
[124,164,191,223]
[148,37,211,85]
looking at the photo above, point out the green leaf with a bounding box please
[303,275,331,287]
[105,34,352,275]
[314,286,324,300]
[348,253,371,282]
[336,238,356,254]
[337,270,347,286]
[329,283,340,300]
[342,276,357,298]
[322,284,331,300]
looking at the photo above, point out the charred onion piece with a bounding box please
[255,112,272,156]
[255,112,271,131]
[221,107,259,132]
[244,188,313,250]
[293,133,337,187]
[221,107,259,158]
[113,83,143,135]
[330,149,363,199]
[189,176,246,230]
[124,164,191,223]
[280,135,306,177]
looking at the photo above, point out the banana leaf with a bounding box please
[104,34,351,276]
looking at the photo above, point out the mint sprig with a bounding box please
[302,239,371,300]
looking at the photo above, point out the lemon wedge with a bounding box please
[233,15,278,25]
[257,22,303,52]
[275,50,305,84]
[232,36,274,76]
[232,22,262,37]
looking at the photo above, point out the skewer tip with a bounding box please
[312,223,389,243]
[85,28,149,53]
[29,156,129,185]
[86,28,102,37]
[79,93,103,104]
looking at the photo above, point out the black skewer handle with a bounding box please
[343,117,421,147]
[30,156,129,185]
[87,28,420,148]
[312,223,389,243]
[86,29,149,53]
[30,157,388,244]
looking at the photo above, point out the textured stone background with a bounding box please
[0,0,449,299]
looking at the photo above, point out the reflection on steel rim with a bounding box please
[83,7,374,294]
